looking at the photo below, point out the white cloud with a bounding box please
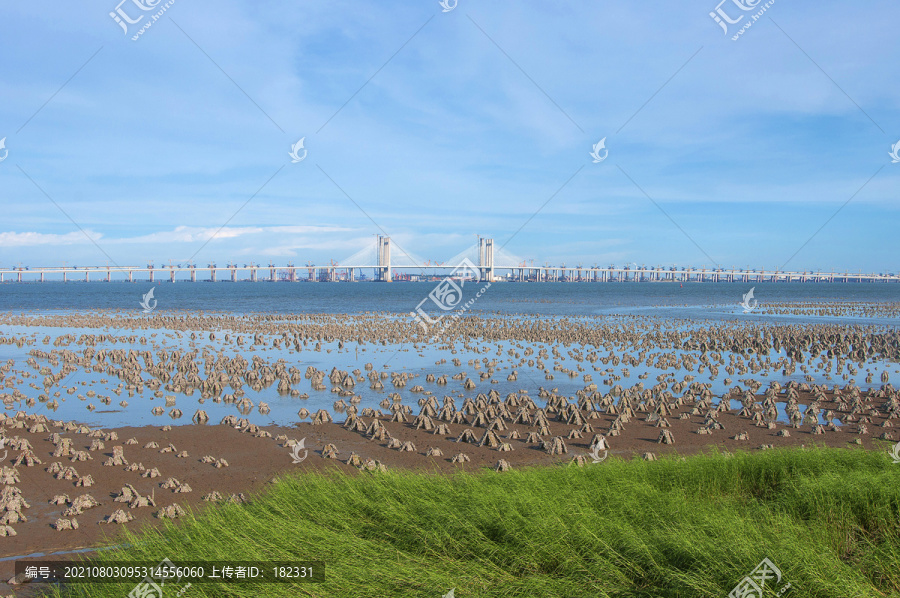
[0,225,356,248]
[0,230,103,247]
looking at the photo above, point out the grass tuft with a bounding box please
[43,446,900,597]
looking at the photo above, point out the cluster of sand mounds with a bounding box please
[321,443,339,459]
[0,487,29,530]
[543,436,568,455]
[101,509,133,524]
[11,450,41,467]
[62,494,100,517]
[359,459,387,472]
[0,468,18,486]
[104,445,128,466]
[155,503,186,519]
[495,459,512,472]
[53,517,78,531]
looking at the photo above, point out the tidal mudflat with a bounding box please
[0,303,898,595]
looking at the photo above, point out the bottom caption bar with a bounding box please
[16,560,325,584]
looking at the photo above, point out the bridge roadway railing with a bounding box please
[0,265,896,283]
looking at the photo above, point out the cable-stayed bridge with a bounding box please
[0,236,896,283]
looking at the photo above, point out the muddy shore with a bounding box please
[1,385,895,595]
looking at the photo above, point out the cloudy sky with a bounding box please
[1,0,897,273]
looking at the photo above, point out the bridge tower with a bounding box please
[478,237,494,282]
[376,235,392,282]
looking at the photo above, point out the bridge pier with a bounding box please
[190,268,196,283]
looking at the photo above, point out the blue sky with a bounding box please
[1,0,898,273]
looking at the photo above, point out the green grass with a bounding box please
[44,446,900,598]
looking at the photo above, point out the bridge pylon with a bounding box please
[376,235,392,282]
[478,237,494,282]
